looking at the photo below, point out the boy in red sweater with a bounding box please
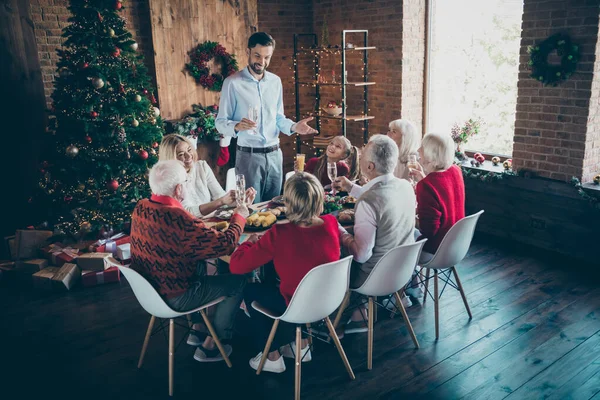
[230,172,340,373]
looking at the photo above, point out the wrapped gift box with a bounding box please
[40,243,64,260]
[0,261,16,282]
[4,236,16,260]
[116,243,131,262]
[14,230,53,260]
[81,266,120,287]
[32,267,60,290]
[52,263,81,291]
[95,234,130,254]
[77,252,112,272]
[51,248,80,267]
[16,258,48,275]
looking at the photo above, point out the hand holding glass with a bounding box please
[327,162,337,195]
[407,155,418,187]
[235,174,246,206]
[247,105,259,135]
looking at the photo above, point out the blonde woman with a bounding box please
[158,134,255,217]
[230,172,341,373]
[305,136,360,186]
[387,119,421,180]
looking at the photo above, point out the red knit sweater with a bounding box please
[130,195,245,299]
[416,165,465,253]
[229,215,340,304]
[305,158,350,187]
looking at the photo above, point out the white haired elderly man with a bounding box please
[333,134,416,334]
[130,160,249,362]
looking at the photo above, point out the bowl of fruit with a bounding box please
[322,101,343,117]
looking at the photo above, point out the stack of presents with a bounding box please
[0,229,132,292]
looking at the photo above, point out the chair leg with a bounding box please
[186,314,193,329]
[394,291,420,349]
[295,326,302,400]
[434,270,439,340]
[168,319,174,397]
[333,290,351,329]
[138,315,156,368]
[256,319,280,375]
[199,309,232,368]
[306,323,313,348]
[452,267,472,319]
[367,297,374,370]
[423,268,431,304]
[324,317,355,380]
[373,297,378,323]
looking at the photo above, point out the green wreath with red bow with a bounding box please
[186,41,238,92]
[527,33,579,86]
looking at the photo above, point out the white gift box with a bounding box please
[116,243,131,261]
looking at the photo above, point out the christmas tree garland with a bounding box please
[460,165,517,183]
[186,41,238,92]
[527,33,579,86]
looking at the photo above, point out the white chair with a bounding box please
[116,264,232,396]
[225,167,236,191]
[252,256,355,400]
[419,210,485,339]
[285,170,296,181]
[333,240,427,370]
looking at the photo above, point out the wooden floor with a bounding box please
[2,237,600,400]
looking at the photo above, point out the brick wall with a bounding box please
[30,0,156,109]
[583,24,600,183]
[513,0,600,182]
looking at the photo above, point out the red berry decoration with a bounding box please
[152,142,159,148]
[64,195,73,203]
[85,135,92,143]
[119,84,125,94]
[112,47,121,57]
[115,1,122,9]
[142,88,149,95]
[107,179,119,191]
[80,62,89,69]
[138,150,149,160]
[150,94,157,104]
[90,111,99,118]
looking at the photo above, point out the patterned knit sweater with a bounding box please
[130,195,245,299]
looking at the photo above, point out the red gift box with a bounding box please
[92,234,130,253]
[81,266,120,287]
[51,248,80,267]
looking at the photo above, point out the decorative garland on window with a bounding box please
[571,177,600,209]
[460,165,517,183]
[527,33,579,86]
[186,41,238,92]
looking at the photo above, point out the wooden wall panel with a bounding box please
[149,0,258,121]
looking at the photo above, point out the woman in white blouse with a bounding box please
[387,119,421,180]
[158,134,255,217]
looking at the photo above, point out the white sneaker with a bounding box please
[249,352,286,373]
[405,286,425,300]
[382,294,412,311]
[279,342,312,362]
[193,344,232,363]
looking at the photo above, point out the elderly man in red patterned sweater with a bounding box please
[130,159,251,363]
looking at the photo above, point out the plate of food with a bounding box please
[341,196,357,208]
[261,206,287,220]
[271,195,286,206]
[322,194,343,215]
[245,211,278,231]
[215,208,235,220]
[337,209,355,224]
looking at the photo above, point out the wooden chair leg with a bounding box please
[256,319,280,375]
[138,315,156,368]
[295,326,302,400]
[394,291,420,349]
[333,290,351,329]
[423,268,431,304]
[434,270,439,340]
[324,317,355,380]
[367,297,374,370]
[306,323,313,348]
[168,319,174,397]
[452,267,472,319]
[199,309,232,368]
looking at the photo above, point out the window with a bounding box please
[426,0,524,156]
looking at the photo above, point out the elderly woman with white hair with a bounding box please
[410,132,465,254]
[387,119,421,180]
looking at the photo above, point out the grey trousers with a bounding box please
[166,274,246,340]
[235,148,283,203]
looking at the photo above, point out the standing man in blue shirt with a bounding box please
[216,32,317,203]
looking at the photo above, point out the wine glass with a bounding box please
[327,162,337,195]
[247,105,259,135]
[407,154,419,187]
[235,174,246,206]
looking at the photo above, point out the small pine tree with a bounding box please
[36,0,164,237]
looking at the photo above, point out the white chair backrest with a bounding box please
[285,171,295,182]
[117,266,180,319]
[280,256,353,324]
[355,239,427,297]
[422,210,484,269]
[225,167,236,192]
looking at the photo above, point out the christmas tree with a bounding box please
[36,0,164,237]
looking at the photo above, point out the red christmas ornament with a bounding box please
[80,62,89,69]
[152,142,159,148]
[115,1,122,10]
[64,195,73,203]
[119,84,125,94]
[107,179,119,191]
[142,88,148,95]
[85,135,92,143]
[112,47,121,57]
[138,150,149,160]
[90,111,99,118]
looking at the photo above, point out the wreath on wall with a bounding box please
[186,41,238,92]
[527,33,579,86]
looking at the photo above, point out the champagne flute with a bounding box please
[327,162,337,195]
[235,174,246,206]
[247,104,259,135]
[407,154,419,187]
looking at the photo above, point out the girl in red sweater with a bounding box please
[230,172,341,373]
[410,132,465,254]
[305,136,360,187]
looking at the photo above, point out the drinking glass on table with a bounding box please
[247,104,260,135]
[327,161,337,195]
[235,174,246,206]
[295,153,306,172]
[407,154,419,188]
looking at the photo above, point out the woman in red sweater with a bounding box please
[230,172,340,373]
[304,136,360,187]
[410,132,465,254]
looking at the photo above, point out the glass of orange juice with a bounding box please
[296,153,306,172]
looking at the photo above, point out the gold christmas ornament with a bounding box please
[149,117,156,125]
[503,159,512,170]
[77,183,86,191]
[491,156,501,166]
[66,145,79,157]
[108,28,115,37]
[131,118,139,127]
[80,222,92,232]
[152,107,160,117]
[134,94,142,102]
[92,77,105,89]
[130,42,138,51]
[150,148,157,155]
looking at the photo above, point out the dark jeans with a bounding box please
[244,283,296,353]
[166,274,246,340]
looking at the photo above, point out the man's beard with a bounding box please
[249,63,265,74]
